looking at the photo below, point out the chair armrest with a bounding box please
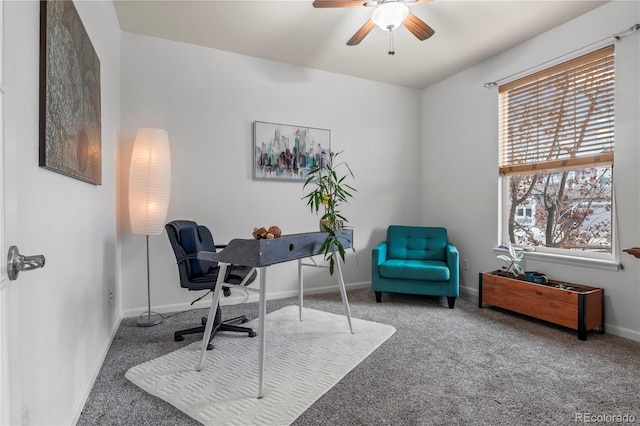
[178,247,225,266]
[176,253,198,265]
[372,242,388,266]
[446,243,459,284]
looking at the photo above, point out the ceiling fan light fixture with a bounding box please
[371,2,410,31]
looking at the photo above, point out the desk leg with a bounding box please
[298,259,303,321]
[197,263,228,371]
[333,252,353,334]
[257,266,267,399]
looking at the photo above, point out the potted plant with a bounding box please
[302,150,356,274]
[496,244,524,277]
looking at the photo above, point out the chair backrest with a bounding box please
[386,225,448,261]
[165,220,220,287]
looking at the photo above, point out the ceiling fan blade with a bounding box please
[403,12,435,40]
[312,0,367,8]
[347,19,375,46]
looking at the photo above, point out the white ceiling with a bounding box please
[112,0,608,89]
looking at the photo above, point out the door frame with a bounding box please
[0,0,19,423]
[0,0,9,418]
[0,0,7,418]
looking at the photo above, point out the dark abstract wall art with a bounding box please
[39,0,101,185]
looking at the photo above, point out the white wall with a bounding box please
[421,1,640,341]
[4,0,121,424]
[119,33,423,316]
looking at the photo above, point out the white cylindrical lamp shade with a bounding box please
[129,128,172,236]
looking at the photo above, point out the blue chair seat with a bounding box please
[379,259,450,281]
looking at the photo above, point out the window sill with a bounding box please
[492,247,621,272]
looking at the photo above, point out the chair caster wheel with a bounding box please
[206,343,214,350]
[241,318,249,324]
[201,317,207,325]
[249,331,257,337]
[175,335,184,342]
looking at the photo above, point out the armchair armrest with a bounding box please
[446,243,459,267]
[446,243,460,293]
[372,241,388,267]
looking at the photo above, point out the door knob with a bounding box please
[7,245,45,281]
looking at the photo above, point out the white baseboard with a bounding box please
[604,325,640,342]
[68,315,122,425]
[121,281,372,319]
[460,283,478,298]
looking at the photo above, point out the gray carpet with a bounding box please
[78,288,640,425]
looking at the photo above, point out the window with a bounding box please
[499,46,615,256]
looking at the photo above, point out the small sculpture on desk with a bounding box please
[267,225,282,238]
[252,225,282,240]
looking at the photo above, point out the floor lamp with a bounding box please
[129,128,172,327]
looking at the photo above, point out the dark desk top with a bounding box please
[197,230,353,267]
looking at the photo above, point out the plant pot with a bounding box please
[479,270,604,341]
[319,219,343,232]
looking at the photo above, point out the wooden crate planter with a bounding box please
[479,270,604,341]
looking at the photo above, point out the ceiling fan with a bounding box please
[312,0,435,52]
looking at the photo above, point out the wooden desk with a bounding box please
[197,230,354,398]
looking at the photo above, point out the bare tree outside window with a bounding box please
[507,167,612,251]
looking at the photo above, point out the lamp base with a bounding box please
[137,312,163,327]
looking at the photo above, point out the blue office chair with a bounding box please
[166,220,257,350]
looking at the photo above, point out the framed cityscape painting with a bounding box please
[39,0,102,185]
[254,121,331,181]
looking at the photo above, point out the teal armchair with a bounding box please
[372,226,459,308]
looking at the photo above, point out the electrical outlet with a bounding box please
[109,290,114,304]
[462,259,469,270]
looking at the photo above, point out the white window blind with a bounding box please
[499,45,614,175]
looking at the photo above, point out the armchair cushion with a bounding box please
[387,226,447,261]
[379,259,450,281]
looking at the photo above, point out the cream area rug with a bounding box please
[126,306,396,425]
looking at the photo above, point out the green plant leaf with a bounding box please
[513,264,524,276]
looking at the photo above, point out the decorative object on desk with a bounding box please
[252,227,268,239]
[302,150,356,274]
[252,225,281,240]
[254,121,331,181]
[39,0,101,185]
[126,306,395,426]
[267,225,282,238]
[129,128,172,327]
[496,243,524,277]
